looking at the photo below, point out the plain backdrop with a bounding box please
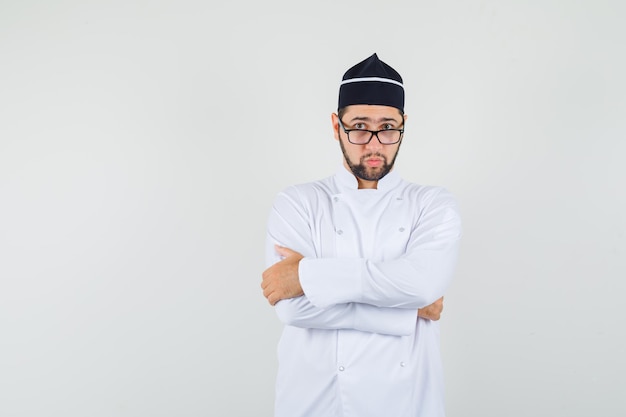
[1,1,624,416]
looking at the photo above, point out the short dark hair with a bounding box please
[337,107,404,121]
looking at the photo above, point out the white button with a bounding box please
[333,197,339,202]
[337,230,343,235]
[338,366,345,372]
[399,227,405,232]
[400,362,406,367]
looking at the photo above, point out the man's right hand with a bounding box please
[418,297,444,321]
[261,245,304,306]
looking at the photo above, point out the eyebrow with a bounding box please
[348,116,401,124]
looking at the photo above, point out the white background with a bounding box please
[1,1,624,416]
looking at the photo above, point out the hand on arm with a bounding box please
[417,296,444,321]
[261,245,304,305]
[262,242,447,327]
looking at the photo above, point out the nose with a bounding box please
[365,133,384,151]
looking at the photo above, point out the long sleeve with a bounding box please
[299,188,462,309]
[266,188,418,336]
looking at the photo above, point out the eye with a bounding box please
[382,123,395,130]
[353,122,366,129]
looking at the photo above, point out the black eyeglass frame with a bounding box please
[337,118,405,145]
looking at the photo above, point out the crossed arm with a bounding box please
[261,244,445,321]
[260,187,460,336]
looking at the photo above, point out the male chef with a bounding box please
[262,53,462,417]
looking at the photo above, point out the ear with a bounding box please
[331,113,340,142]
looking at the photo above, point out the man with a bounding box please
[261,53,462,417]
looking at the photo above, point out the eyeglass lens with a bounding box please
[348,130,401,144]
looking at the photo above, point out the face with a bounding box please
[332,105,407,188]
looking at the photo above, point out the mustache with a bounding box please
[361,153,387,162]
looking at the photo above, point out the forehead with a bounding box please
[341,104,403,122]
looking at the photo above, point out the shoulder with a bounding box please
[398,180,458,210]
[397,180,462,236]
[272,175,336,210]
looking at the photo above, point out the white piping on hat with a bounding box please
[340,77,404,89]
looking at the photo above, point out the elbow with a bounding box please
[274,299,299,326]
[396,285,438,308]
[415,289,442,308]
[407,265,456,308]
[403,276,449,308]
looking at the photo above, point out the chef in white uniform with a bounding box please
[262,53,462,417]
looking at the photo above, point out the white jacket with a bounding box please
[265,166,462,417]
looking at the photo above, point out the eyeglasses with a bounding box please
[338,118,404,145]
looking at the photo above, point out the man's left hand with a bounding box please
[418,296,444,321]
[261,245,304,305]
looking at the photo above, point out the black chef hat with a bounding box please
[338,53,404,113]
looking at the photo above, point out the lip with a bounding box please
[366,158,383,167]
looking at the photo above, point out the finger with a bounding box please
[268,293,278,306]
[262,267,272,280]
[275,245,296,257]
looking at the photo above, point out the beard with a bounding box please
[339,139,401,182]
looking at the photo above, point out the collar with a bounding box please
[335,164,402,191]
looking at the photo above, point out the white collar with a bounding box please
[335,165,402,191]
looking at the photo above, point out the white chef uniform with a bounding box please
[265,166,462,417]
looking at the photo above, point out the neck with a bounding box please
[357,178,378,189]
